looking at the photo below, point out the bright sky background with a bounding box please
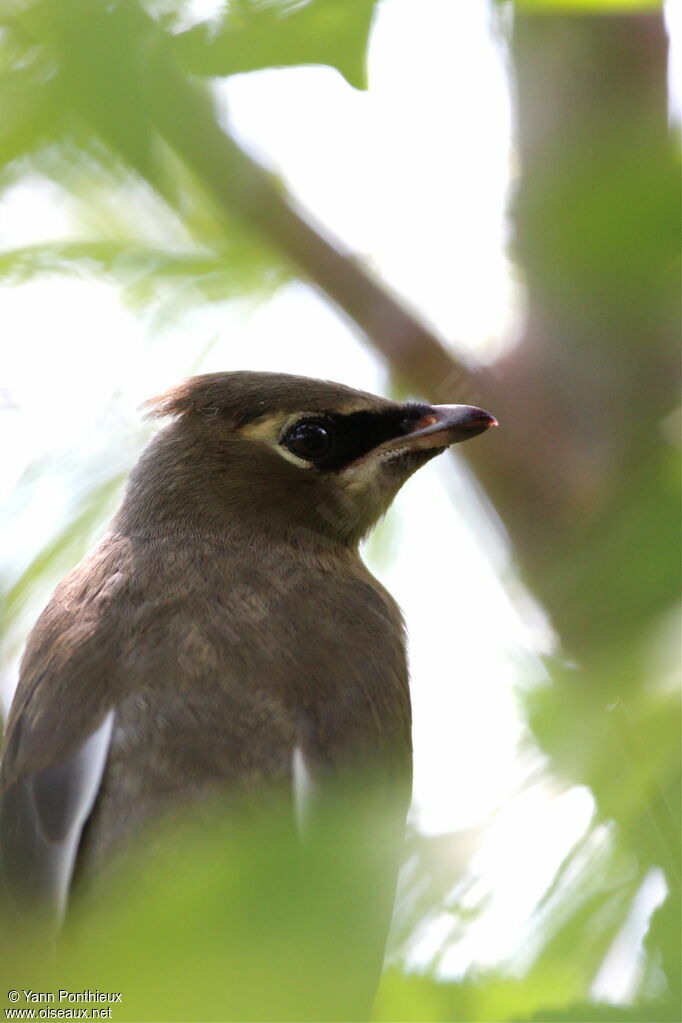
[1,0,679,994]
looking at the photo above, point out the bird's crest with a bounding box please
[143,375,226,420]
[142,372,387,426]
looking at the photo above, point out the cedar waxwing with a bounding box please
[0,372,496,1004]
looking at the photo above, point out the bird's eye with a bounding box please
[283,420,334,461]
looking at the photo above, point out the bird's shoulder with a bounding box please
[1,535,407,784]
[2,536,134,779]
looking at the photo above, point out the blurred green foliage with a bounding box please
[1,792,404,1021]
[172,0,377,88]
[0,1,680,1021]
[508,1,662,9]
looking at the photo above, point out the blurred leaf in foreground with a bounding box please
[0,786,404,1022]
[172,0,378,89]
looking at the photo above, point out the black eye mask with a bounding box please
[281,404,431,471]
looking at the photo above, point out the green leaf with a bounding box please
[0,72,61,172]
[172,0,378,89]
[2,472,126,632]
[0,790,407,1022]
[504,0,663,10]
[522,998,680,1021]
[0,240,289,311]
[374,971,679,1023]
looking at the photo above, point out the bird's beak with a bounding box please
[340,403,497,474]
[401,404,498,452]
[354,404,497,467]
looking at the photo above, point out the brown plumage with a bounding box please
[0,371,496,1012]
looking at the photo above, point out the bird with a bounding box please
[0,370,496,1012]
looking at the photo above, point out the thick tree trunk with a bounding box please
[476,12,680,659]
[484,11,680,998]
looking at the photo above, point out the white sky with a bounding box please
[2,0,678,991]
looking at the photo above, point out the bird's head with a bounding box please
[119,372,496,548]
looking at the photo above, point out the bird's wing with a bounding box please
[0,711,114,921]
[0,543,410,934]
[0,545,129,921]
[291,740,316,837]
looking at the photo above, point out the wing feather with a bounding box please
[0,711,114,920]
